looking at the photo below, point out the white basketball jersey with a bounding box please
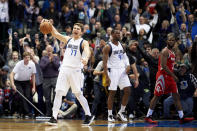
[61,38,83,68]
[107,41,125,68]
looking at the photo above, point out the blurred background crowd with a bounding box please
[0,0,197,120]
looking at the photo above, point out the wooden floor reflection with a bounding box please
[0,118,196,131]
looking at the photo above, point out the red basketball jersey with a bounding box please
[154,47,177,96]
[158,47,175,74]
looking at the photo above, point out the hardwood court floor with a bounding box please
[0,118,196,131]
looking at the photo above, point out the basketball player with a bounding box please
[42,20,94,126]
[144,33,194,124]
[103,29,131,122]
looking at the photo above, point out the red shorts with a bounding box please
[154,72,178,96]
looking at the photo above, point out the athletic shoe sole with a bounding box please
[82,116,95,126]
[45,121,58,126]
[117,113,128,122]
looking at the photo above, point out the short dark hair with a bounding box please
[111,28,120,34]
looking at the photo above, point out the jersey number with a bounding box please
[71,49,77,56]
[118,54,122,60]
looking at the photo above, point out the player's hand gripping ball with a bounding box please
[40,20,52,34]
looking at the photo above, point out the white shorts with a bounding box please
[108,68,131,91]
[55,67,83,95]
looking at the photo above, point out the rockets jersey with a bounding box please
[158,47,175,74]
[107,41,125,69]
[61,38,83,68]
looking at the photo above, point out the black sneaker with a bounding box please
[108,115,115,122]
[45,117,57,126]
[82,115,95,126]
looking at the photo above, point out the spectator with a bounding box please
[12,32,20,52]
[111,14,121,28]
[25,0,40,32]
[7,49,19,73]
[134,8,158,44]
[91,60,108,118]
[73,0,89,24]
[94,37,107,68]
[10,52,36,117]
[43,1,59,26]
[11,0,25,35]
[40,45,60,116]
[61,5,73,27]
[1,65,10,83]
[121,26,131,45]
[58,89,77,119]
[3,79,12,115]
[87,1,96,19]
[29,48,44,115]
[92,21,106,39]
[137,44,159,95]
[126,40,142,64]
[0,0,9,44]
[128,59,150,119]
[164,63,197,118]
[102,27,112,42]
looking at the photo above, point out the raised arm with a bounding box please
[41,19,70,44]
[51,25,70,43]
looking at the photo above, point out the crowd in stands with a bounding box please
[0,0,197,120]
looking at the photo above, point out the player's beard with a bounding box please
[167,43,174,49]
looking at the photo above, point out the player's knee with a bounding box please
[109,91,116,97]
[123,87,130,96]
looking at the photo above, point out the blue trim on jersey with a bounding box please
[79,39,83,55]
[64,38,72,49]
[108,41,125,57]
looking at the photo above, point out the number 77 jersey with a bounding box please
[61,38,84,68]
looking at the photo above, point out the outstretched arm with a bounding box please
[41,19,70,44]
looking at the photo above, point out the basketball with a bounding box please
[40,21,52,34]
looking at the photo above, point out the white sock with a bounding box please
[178,110,184,119]
[119,105,126,113]
[146,108,154,117]
[52,91,63,119]
[108,110,112,116]
[76,94,91,116]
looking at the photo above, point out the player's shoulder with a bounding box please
[103,44,111,51]
[81,39,88,45]
[161,47,169,55]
